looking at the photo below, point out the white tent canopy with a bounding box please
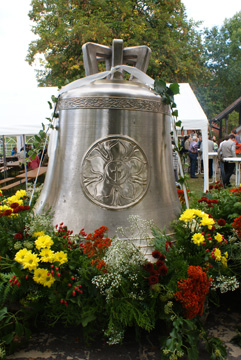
[0,87,58,136]
[174,83,209,192]
[0,83,209,191]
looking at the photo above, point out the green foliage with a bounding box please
[162,315,200,360]
[27,0,206,87]
[202,333,227,360]
[195,11,241,120]
[154,79,179,113]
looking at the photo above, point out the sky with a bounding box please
[0,0,240,91]
[182,0,241,29]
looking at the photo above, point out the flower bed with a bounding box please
[1,182,241,359]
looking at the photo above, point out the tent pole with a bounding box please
[23,135,28,192]
[171,116,189,208]
[2,136,8,179]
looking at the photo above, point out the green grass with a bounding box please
[186,171,236,207]
[186,175,205,201]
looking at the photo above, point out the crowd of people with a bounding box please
[179,129,241,187]
[10,144,48,170]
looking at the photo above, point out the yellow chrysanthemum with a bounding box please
[40,248,54,263]
[193,209,206,218]
[35,235,53,250]
[14,248,29,264]
[0,205,11,212]
[22,252,40,270]
[192,233,205,246]
[179,209,195,222]
[214,233,223,243]
[53,251,68,265]
[33,231,45,237]
[15,189,26,199]
[33,268,48,284]
[42,273,56,288]
[200,215,215,230]
[5,195,18,204]
[214,248,222,262]
[224,251,228,258]
[221,256,228,267]
[0,190,2,196]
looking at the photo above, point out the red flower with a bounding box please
[148,275,159,286]
[158,265,168,276]
[10,202,19,209]
[177,189,185,204]
[218,219,226,226]
[3,209,12,216]
[14,233,23,240]
[23,205,30,211]
[149,270,159,276]
[165,241,173,251]
[232,216,241,238]
[156,259,164,268]
[144,262,155,273]
[152,250,161,259]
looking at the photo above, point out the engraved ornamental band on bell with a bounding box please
[35,39,181,240]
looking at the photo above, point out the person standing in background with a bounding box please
[231,129,241,156]
[232,129,241,143]
[188,136,198,178]
[218,135,229,185]
[184,134,192,152]
[212,136,218,152]
[219,134,236,187]
[208,136,215,179]
[11,147,17,156]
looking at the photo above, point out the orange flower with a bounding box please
[83,226,111,271]
[175,266,212,319]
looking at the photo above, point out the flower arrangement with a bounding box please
[0,185,239,360]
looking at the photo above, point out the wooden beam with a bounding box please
[1,179,26,191]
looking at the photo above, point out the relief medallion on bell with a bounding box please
[81,136,150,209]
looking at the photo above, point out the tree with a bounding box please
[195,11,241,120]
[26,0,207,88]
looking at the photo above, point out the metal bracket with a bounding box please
[82,39,151,78]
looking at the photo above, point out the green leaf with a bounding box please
[154,78,167,95]
[169,83,180,95]
[48,101,53,109]
[81,312,96,327]
[11,266,23,277]
[187,344,199,359]
[172,110,179,117]
[15,321,24,337]
[34,135,41,141]
[175,119,182,127]
[0,306,8,321]
[2,333,14,344]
